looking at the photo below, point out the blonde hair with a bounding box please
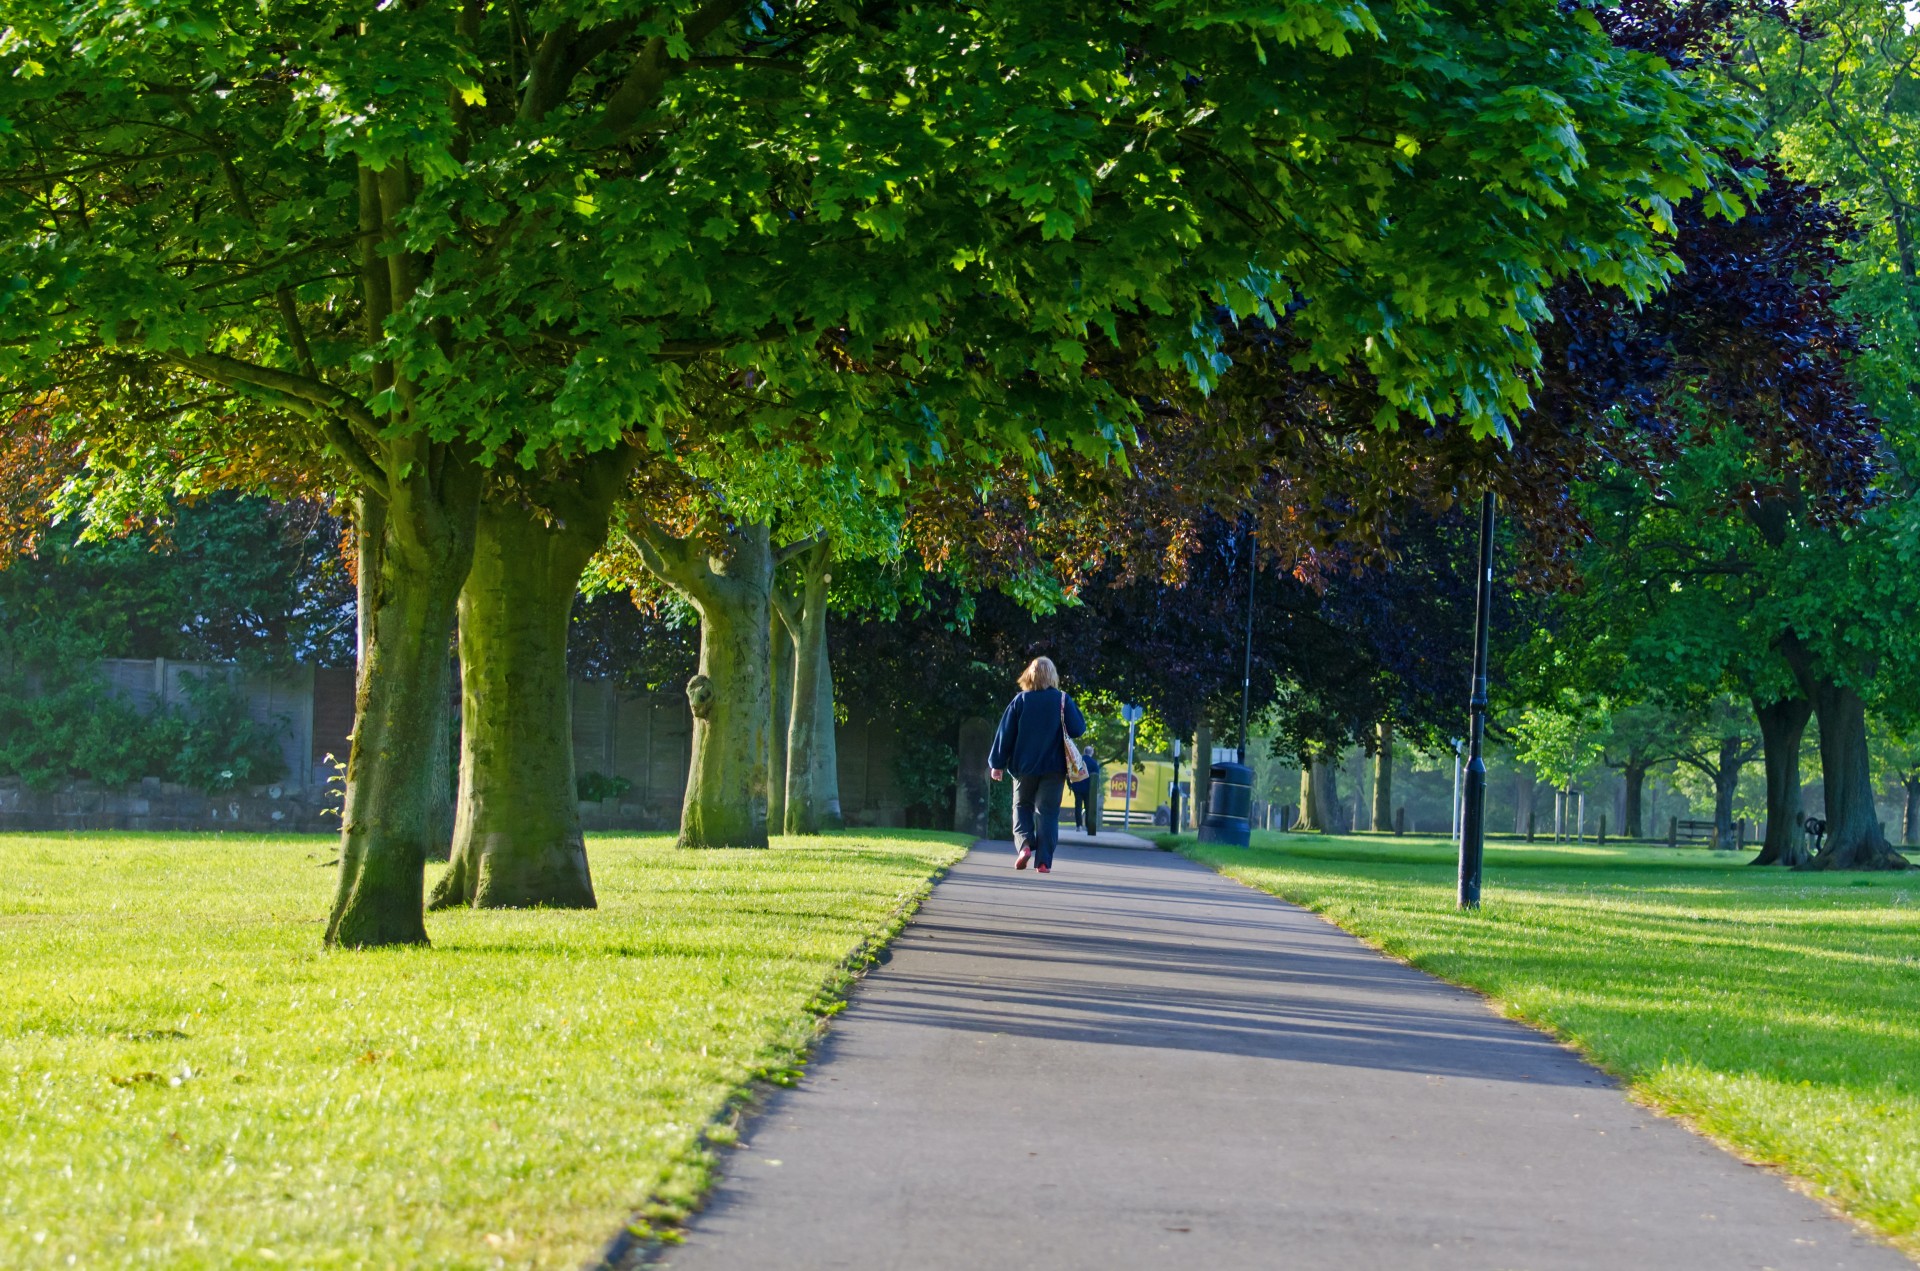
[1018,657,1060,691]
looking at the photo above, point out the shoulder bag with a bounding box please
[1061,694,1089,783]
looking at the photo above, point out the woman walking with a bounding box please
[987,657,1087,873]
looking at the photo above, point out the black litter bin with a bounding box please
[1198,760,1253,847]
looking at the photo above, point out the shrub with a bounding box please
[152,672,288,792]
[576,771,633,803]
[0,662,286,794]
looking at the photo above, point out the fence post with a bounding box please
[1597,814,1607,846]
[1668,816,1678,849]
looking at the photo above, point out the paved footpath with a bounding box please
[658,841,1910,1271]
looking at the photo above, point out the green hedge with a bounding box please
[0,664,287,793]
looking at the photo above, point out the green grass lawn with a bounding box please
[1170,829,1920,1254]
[0,829,968,1270]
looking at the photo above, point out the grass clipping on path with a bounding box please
[0,829,968,1270]
[1174,830,1920,1254]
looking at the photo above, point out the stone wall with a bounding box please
[2,659,909,835]
[0,775,339,833]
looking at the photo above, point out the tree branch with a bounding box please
[598,0,750,141]
[159,351,390,495]
[774,532,825,566]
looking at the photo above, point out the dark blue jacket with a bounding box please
[988,688,1087,777]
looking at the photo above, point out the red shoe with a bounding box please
[1015,847,1033,870]
[1036,864,1051,874]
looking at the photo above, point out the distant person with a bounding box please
[1071,745,1102,837]
[987,657,1087,874]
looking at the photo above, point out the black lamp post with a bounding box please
[1458,491,1496,910]
[1239,534,1256,762]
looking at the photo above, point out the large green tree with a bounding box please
[2,0,1748,939]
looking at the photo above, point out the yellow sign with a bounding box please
[1098,759,1176,824]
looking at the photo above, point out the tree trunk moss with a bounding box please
[776,541,842,835]
[631,521,777,848]
[431,489,616,910]
[326,470,481,948]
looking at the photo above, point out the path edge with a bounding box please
[583,838,979,1271]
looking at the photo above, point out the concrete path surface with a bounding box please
[657,841,1909,1271]
[1052,824,1157,850]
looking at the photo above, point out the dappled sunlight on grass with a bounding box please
[1180,830,1920,1253]
[0,830,967,1270]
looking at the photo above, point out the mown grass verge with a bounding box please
[1160,829,1920,1256]
[0,829,969,1270]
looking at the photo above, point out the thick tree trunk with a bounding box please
[1904,778,1919,846]
[1779,637,1907,870]
[430,480,621,911]
[632,521,777,848]
[1621,763,1648,840]
[768,608,791,835]
[1371,722,1393,832]
[1295,763,1321,832]
[1751,696,1811,867]
[777,541,842,834]
[327,473,480,948]
[1806,679,1908,870]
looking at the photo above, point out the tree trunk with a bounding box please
[1192,721,1212,823]
[1317,759,1339,831]
[1711,737,1743,849]
[1553,787,1567,841]
[768,607,791,835]
[1904,778,1919,847]
[352,494,451,861]
[430,479,621,911]
[327,470,481,948]
[776,540,842,834]
[425,682,455,861]
[632,521,777,848]
[1513,768,1534,836]
[1806,678,1908,870]
[1779,637,1907,870]
[1297,760,1328,833]
[1621,762,1648,840]
[1371,723,1392,832]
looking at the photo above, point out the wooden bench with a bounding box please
[1667,817,1745,848]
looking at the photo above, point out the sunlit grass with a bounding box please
[0,829,968,1270]
[1172,829,1920,1253]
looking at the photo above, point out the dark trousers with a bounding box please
[1071,779,1099,833]
[1013,773,1067,867]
